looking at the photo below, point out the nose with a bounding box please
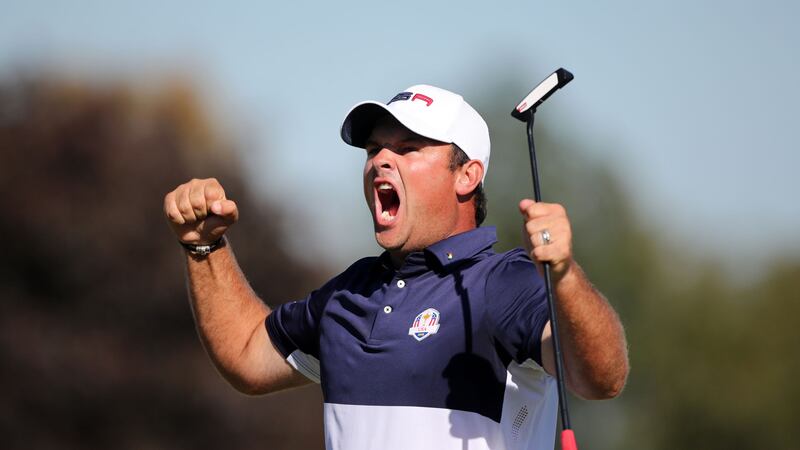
[371,147,395,172]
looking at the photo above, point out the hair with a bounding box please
[448,144,488,226]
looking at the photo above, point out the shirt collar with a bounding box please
[425,226,498,269]
[375,226,498,275]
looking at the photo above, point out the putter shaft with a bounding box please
[526,116,573,433]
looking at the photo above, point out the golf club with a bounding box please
[511,67,577,450]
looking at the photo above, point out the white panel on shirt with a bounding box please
[323,360,557,450]
[286,350,321,384]
[324,403,504,450]
[500,360,558,450]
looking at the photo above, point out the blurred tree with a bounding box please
[1,70,797,450]
[0,74,326,450]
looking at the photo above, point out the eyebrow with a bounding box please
[364,136,431,149]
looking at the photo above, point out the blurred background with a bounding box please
[1,1,798,449]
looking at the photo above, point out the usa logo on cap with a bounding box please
[408,308,441,342]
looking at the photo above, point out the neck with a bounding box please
[388,250,409,269]
[387,223,478,269]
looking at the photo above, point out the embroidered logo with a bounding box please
[388,91,434,107]
[408,308,441,341]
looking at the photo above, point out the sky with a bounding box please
[2,0,798,274]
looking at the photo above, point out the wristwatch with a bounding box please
[180,236,225,256]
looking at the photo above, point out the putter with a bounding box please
[511,68,577,450]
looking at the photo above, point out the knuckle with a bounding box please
[177,199,193,215]
[167,208,183,223]
[163,193,174,210]
[189,193,205,208]
[205,185,223,200]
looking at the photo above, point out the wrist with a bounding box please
[180,236,226,256]
[553,258,580,285]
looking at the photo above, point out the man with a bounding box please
[163,85,628,450]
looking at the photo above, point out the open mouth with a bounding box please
[375,181,400,225]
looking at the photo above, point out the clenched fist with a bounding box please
[164,178,239,245]
[519,199,574,280]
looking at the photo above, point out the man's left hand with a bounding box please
[519,199,574,281]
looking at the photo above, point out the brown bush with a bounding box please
[0,75,325,450]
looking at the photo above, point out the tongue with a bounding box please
[379,190,400,216]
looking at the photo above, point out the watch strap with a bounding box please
[180,236,225,256]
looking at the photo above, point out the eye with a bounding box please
[365,146,379,157]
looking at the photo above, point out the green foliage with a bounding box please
[469,76,800,450]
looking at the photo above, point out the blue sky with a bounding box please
[2,0,798,273]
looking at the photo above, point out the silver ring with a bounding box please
[541,229,551,246]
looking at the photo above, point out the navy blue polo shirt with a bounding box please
[266,227,558,450]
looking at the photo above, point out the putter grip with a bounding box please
[561,429,578,450]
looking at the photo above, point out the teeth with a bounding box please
[381,210,395,221]
[377,183,393,191]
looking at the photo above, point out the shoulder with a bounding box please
[319,256,382,291]
[483,247,543,294]
[486,247,538,278]
[339,256,381,279]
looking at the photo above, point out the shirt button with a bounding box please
[384,306,393,314]
[396,279,406,288]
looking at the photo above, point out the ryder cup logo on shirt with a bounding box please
[408,308,441,341]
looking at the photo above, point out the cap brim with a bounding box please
[340,102,393,148]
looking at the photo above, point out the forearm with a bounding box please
[184,240,274,389]
[165,178,305,394]
[553,262,629,399]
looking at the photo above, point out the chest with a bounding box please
[316,269,506,406]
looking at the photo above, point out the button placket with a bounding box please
[368,275,411,341]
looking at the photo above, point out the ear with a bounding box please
[455,160,484,196]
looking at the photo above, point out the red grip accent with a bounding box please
[561,429,578,450]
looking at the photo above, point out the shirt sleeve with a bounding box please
[266,278,338,360]
[485,251,550,366]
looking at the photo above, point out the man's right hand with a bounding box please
[164,178,239,244]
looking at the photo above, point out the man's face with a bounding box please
[363,117,459,255]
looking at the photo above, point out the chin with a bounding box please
[374,227,409,252]
[375,234,401,251]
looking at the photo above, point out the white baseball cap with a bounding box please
[340,84,491,179]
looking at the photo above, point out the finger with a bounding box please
[210,199,238,222]
[520,201,551,220]
[163,191,185,225]
[520,200,567,220]
[530,228,550,248]
[533,244,560,264]
[525,218,560,240]
[188,182,208,219]
[175,185,197,223]
[204,179,226,204]
[527,228,558,249]
[519,198,536,215]
[533,236,572,261]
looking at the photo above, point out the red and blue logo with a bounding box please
[388,91,434,107]
[408,308,441,341]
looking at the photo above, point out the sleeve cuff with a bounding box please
[286,350,321,383]
[265,310,298,358]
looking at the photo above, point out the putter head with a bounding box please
[511,68,574,122]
